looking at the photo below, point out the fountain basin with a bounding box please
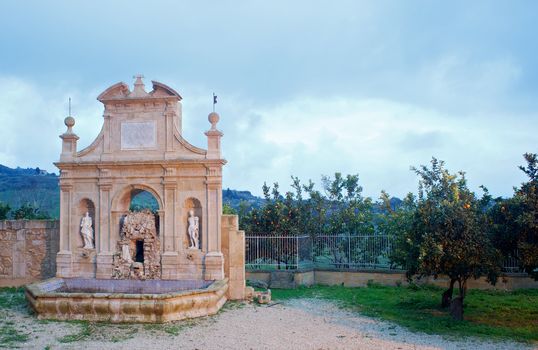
[25,277,228,323]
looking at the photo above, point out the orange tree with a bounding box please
[241,181,307,269]
[378,191,417,269]
[514,153,538,278]
[391,158,502,320]
[490,153,538,279]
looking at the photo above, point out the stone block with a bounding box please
[246,271,271,284]
[16,230,26,241]
[13,262,26,278]
[96,252,113,279]
[204,252,224,280]
[227,279,246,300]
[269,271,296,289]
[229,267,245,281]
[0,256,13,276]
[0,243,12,256]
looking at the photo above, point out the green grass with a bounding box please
[272,283,538,343]
[57,321,94,343]
[0,288,31,348]
[0,287,26,310]
[0,321,30,348]
[143,322,192,336]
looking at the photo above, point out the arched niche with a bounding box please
[111,185,163,244]
[78,198,95,249]
[183,197,202,249]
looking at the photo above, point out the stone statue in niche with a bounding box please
[121,244,133,263]
[188,210,199,249]
[80,212,94,249]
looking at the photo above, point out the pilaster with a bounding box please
[164,102,176,159]
[162,168,177,252]
[101,112,113,161]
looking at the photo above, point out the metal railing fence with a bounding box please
[314,234,394,269]
[245,233,523,272]
[502,251,523,273]
[245,235,313,270]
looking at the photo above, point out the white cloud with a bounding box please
[0,77,535,200]
[219,96,536,199]
[0,76,103,173]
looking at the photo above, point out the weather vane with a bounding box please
[213,92,217,112]
[68,97,71,116]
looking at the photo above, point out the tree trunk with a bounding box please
[441,278,456,308]
[449,296,464,320]
[449,278,466,320]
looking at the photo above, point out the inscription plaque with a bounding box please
[121,121,156,149]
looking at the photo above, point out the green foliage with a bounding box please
[242,180,304,235]
[513,153,538,278]
[223,203,237,215]
[489,196,524,260]
[390,158,502,312]
[240,173,373,237]
[12,203,51,220]
[488,153,538,279]
[321,173,374,236]
[271,284,538,343]
[377,191,416,269]
[129,191,159,212]
[0,201,10,220]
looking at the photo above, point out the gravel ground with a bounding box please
[4,298,535,350]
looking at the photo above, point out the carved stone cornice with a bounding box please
[98,182,112,191]
[60,183,73,192]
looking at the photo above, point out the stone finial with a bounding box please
[205,112,223,159]
[64,116,75,134]
[60,114,79,161]
[208,112,220,130]
[131,74,147,97]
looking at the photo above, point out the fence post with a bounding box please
[348,234,351,266]
[296,236,299,269]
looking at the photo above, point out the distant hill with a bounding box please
[0,164,263,218]
[0,165,60,217]
[223,188,264,209]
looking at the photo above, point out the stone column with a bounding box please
[161,174,179,279]
[96,179,113,279]
[203,112,225,280]
[204,167,224,280]
[56,182,73,277]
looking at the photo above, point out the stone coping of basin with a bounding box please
[26,277,228,300]
[25,278,229,323]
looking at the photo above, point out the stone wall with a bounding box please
[246,268,538,290]
[0,220,59,287]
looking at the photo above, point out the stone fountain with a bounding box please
[25,76,246,322]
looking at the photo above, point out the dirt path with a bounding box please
[3,298,534,350]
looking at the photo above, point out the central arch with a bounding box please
[111,184,164,251]
[111,184,163,213]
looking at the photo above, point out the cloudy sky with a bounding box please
[0,1,536,198]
